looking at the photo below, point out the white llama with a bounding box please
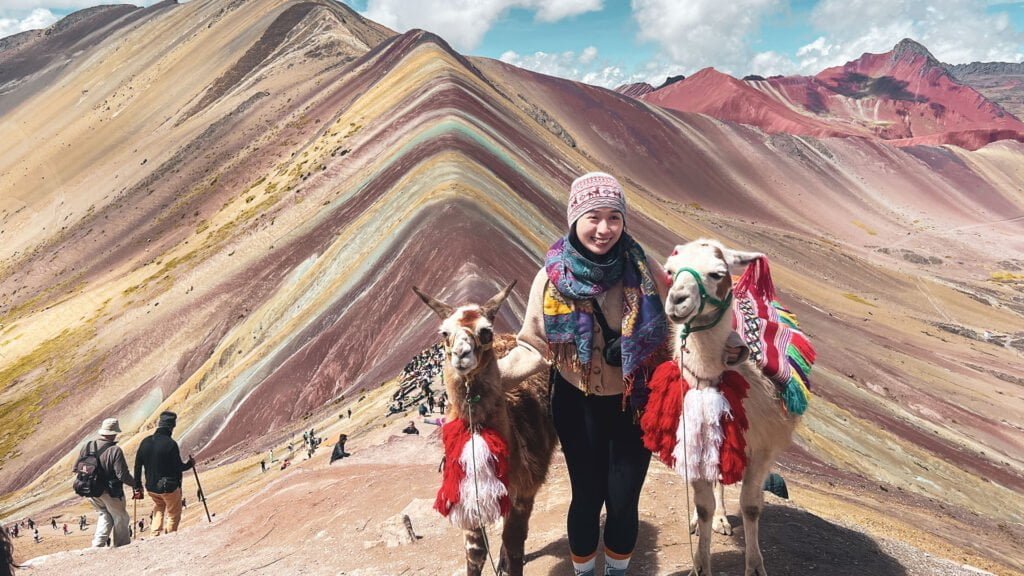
[654,238,803,576]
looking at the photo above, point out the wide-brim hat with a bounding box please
[97,418,122,436]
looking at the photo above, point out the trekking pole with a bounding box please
[192,466,213,523]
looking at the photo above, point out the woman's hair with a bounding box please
[0,525,17,576]
[338,433,347,442]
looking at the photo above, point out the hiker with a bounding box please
[330,434,349,464]
[25,520,32,531]
[50,519,56,531]
[426,393,435,413]
[387,402,402,416]
[260,459,266,473]
[417,403,428,417]
[74,417,136,548]
[32,528,39,544]
[437,393,447,415]
[62,524,68,536]
[402,421,419,435]
[347,408,351,419]
[137,518,145,533]
[497,172,674,576]
[133,411,194,536]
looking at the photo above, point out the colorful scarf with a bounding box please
[543,233,668,411]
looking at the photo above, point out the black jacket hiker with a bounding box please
[134,428,194,493]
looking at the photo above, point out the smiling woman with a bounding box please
[498,171,671,576]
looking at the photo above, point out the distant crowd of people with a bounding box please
[387,344,447,417]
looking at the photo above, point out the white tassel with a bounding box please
[447,433,508,530]
[673,388,732,483]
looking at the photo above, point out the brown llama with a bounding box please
[413,283,558,576]
[652,238,804,576]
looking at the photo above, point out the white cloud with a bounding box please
[797,0,1024,71]
[579,45,598,65]
[0,1,117,9]
[623,0,1024,87]
[0,8,59,38]
[534,0,602,22]
[630,0,782,75]
[748,50,799,77]
[362,0,603,52]
[500,46,646,88]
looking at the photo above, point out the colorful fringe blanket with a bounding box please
[732,256,815,415]
[641,361,749,484]
[434,419,510,530]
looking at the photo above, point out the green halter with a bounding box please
[673,267,734,344]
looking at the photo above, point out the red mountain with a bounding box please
[640,39,1024,149]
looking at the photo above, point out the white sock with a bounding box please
[604,549,630,574]
[572,552,596,575]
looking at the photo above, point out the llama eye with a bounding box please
[478,328,493,344]
[664,271,673,286]
[708,272,725,281]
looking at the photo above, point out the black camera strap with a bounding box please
[590,299,620,340]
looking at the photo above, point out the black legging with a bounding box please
[552,372,652,557]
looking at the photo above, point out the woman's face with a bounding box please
[575,208,624,255]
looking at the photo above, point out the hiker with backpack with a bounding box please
[72,418,136,548]
[132,411,194,536]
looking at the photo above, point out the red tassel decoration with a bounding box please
[734,256,776,302]
[640,361,750,485]
[641,360,687,467]
[435,419,471,516]
[434,419,511,521]
[718,371,750,485]
[789,332,816,365]
[478,427,511,517]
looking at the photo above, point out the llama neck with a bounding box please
[672,317,732,389]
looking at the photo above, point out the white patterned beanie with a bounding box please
[566,172,627,227]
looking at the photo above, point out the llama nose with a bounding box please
[672,294,688,306]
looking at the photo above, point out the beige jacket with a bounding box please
[499,257,669,396]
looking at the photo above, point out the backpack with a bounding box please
[72,441,114,497]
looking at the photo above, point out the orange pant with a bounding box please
[149,488,183,535]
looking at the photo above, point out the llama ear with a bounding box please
[481,280,517,321]
[412,286,454,319]
[722,248,764,275]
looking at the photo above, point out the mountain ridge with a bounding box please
[0,3,1022,574]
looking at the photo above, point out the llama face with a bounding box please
[663,238,762,324]
[438,307,494,375]
[412,282,516,377]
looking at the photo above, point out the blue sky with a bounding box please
[3,0,1023,87]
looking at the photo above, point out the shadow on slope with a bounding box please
[701,506,905,576]
[527,505,906,575]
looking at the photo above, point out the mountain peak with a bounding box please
[892,38,938,64]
